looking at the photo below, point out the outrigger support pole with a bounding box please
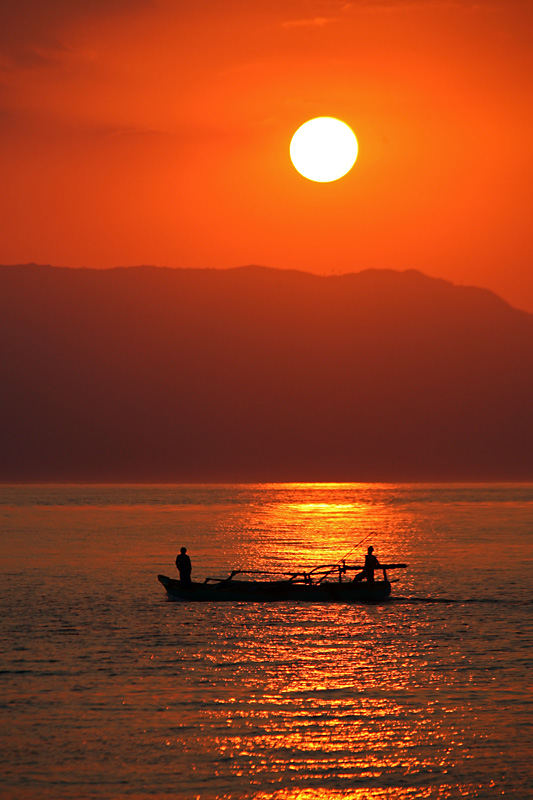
[203,563,407,586]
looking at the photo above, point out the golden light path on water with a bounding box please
[216,483,417,578]
[1,483,532,799]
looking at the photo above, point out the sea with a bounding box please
[1,483,532,800]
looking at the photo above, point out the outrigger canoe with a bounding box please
[158,561,407,602]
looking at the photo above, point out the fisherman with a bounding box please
[364,545,380,583]
[175,546,192,585]
[354,545,380,583]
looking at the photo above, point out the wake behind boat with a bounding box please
[158,560,407,602]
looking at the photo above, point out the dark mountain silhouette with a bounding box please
[1,264,532,481]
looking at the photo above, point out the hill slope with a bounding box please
[1,264,532,480]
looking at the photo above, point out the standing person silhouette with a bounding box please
[175,547,192,585]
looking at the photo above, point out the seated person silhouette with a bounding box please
[354,546,380,583]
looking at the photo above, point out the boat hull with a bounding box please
[157,574,391,603]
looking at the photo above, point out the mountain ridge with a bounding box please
[0,262,526,312]
[1,264,532,481]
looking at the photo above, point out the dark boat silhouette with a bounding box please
[157,561,407,602]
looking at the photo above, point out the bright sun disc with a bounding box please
[290,117,358,183]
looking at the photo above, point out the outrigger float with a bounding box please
[157,561,407,603]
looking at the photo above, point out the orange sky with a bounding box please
[1,0,532,310]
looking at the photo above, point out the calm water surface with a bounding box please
[1,484,532,799]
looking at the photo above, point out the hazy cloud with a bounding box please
[279,0,491,32]
[282,16,338,28]
[280,0,529,30]
[0,0,150,66]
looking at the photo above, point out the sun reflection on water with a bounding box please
[251,789,476,799]
[234,483,416,576]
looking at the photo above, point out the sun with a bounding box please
[290,117,358,183]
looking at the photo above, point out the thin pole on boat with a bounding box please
[338,530,375,564]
